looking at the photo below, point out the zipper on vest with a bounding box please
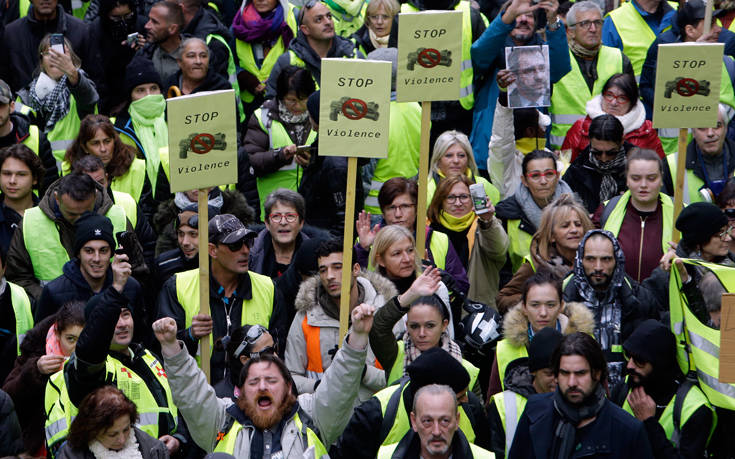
[637,217,647,282]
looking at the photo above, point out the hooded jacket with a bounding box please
[0,112,58,195]
[5,177,133,300]
[180,5,232,78]
[285,270,397,401]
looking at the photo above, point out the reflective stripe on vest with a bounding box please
[254,107,317,217]
[670,259,735,409]
[48,96,82,165]
[111,158,147,202]
[492,390,527,457]
[507,219,533,272]
[375,379,478,446]
[23,205,128,282]
[602,190,673,254]
[607,2,658,77]
[112,190,138,228]
[10,282,32,355]
[302,315,325,380]
[175,269,275,360]
[549,46,622,148]
[214,411,328,457]
[666,153,719,205]
[289,52,322,90]
[160,146,171,182]
[206,33,245,122]
[496,339,529,391]
[401,1,476,109]
[44,352,178,448]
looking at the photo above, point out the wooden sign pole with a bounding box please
[673,129,688,243]
[198,188,211,382]
[339,157,359,344]
[415,101,432,260]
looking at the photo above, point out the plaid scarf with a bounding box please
[588,148,626,204]
[29,74,71,132]
[403,331,463,376]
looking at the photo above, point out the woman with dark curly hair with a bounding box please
[58,386,168,458]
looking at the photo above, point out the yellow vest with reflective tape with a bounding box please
[670,259,735,409]
[22,205,128,283]
[491,389,527,458]
[21,124,41,156]
[607,1,661,77]
[213,410,328,457]
[602,190,673,254]
[496,338,528,391]
[665,154,728,205]
[47,96,83,164]
[9,281,32,355]
[325,0,366,37]
[506,219,533,272]
[112,190,138,228]
[111,158,147,203]
[19,0,29,17]
[205,33,245,122]
[253,107,317,217]
[401,1,476,109]
[549,46,622,148]
[622,382,715,447]
[44,351,178,452]
[375,378,478,446]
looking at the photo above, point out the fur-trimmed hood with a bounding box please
[294,270,398,312]
[502,301,595,348]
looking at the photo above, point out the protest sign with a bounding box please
[318,59,391,158]
[505,45,550,108]
[653,43,723,129]
[167,89,238,193]
[396,10,462,102]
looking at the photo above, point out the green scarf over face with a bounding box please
[129,94,167,191]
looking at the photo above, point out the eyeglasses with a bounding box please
[525,169,558,181]
[368,14,390,22]
[446,194,471,204]
[602,91,630,105]
[249,346,276,359]
[385,203,415,214]
[222,237,254,252]
[590,146,623,158]
[573,19,603,29]
[233,324,268,357]
[725,208,735,219]
[718,226,734,240]
[268,212,299,224]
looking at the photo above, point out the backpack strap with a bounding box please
[600,195,622,228]
[672,380,694,446]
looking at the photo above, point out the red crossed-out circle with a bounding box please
[190,133,216,154]
[675,78,699,97]
[417,48,442,68]
[342,98,368,120]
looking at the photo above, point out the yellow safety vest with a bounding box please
[205,33,245,122]
[364,102,422,215]
[111,158,147,203]
[670,259,735,409]
[21,124,41,157]
[112,190,138,228]
[253,107,317,217]
[235,4,297,103]
[44,351,178,452]
[495,339,528,391]
[506,219,533,272]
[19,0,29,17]
[666,154,735,205]
[549,46,623,148]
[427,173,500,210]
[602,190,673,254]
[375,379,479,446]
[323,0,366,37]
[607,1,662,77]
[22,205,128,283]
[401,1,477,109]
[492,390,527,457]
[213,410,328,457]
[47,96,84,164]
[9,281,33,355]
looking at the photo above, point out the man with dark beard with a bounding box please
[509,332,653,458]
[611,319,715,458]
[154,302,377,456]
[561,229,658,392]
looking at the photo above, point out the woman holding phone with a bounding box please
[243,65,317,220]
[427,175,509,307]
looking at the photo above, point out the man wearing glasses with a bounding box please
[548,1,633,149]
[157,213,289,385]
[507,46,550,108]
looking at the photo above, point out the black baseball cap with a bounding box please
[677,0,722,29]
[0,80,12,105]
[208,214,255,244]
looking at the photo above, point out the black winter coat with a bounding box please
[0,389,23,456]
[0,113,59,196]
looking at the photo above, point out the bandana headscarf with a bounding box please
[587,147,626,203]
[231,0,293,47]
[129,94,167,190]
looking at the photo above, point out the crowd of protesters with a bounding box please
[2,0,735,457]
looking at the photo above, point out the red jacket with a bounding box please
[562,116,665,162]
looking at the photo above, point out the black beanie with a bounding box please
[74,214,116,256]
[292,237,326,276]
[622,319,677,374]
[125,56,163,98]
[307,90,320,122]
[528,327,563,372]
[406,347,470,394]
[676,202,728,247]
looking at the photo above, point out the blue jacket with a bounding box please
[470,14,570,171]
[508,391,654,458]
[601,0,675,51]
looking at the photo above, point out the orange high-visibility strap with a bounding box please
[302,316,324,375]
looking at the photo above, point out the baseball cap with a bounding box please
[0,80,12,105]
[208,214,255,244]
[677,0,722,28]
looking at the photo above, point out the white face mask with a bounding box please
[34,72,57,100]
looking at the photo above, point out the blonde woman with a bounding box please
[351,0,399,55]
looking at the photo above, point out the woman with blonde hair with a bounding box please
[496,193,592,314]
[351,0,399,55]
[427,130,500,207]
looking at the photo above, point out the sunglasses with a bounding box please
[222,236,254,252]
[590,146,623,158]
